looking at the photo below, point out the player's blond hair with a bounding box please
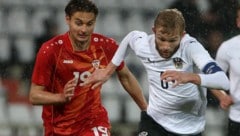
[154,9,185,35]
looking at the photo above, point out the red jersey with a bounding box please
[31,32,124,136]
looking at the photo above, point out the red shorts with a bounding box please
[44,116,111,136]
[44,125,110,136]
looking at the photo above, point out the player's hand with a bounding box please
[161,70,197,88]
[80,69,110,89]
[219,95,233,110]
[62,78,77,102]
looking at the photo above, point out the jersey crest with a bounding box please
[173,57,183,69]
[92,59,100,69]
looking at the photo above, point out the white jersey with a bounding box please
[112,31,228,134]
[216,35,240,122]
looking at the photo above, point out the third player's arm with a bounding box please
[210,89,233,110]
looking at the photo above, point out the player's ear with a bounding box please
[152,26,156,34]
[181,31,186,38]
[65,15,70,25]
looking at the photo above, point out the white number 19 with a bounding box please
[73,71,91,84]
[91,126,108,136]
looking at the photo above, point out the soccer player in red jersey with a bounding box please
[29,0,147,135]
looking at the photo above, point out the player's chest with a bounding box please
[55,49,110,73]
[142,56,193,72]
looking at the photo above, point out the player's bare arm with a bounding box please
[211,89,233,110]
[116,65,148,111]
[29,78,77,105]
[81,62,118,89]
[81,31,148,89]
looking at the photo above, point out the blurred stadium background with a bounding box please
[0,0,238,135]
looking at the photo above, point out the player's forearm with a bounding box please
[186,73,201,85]
[210,89,233,110]
[30,91,65,105]
[128,87,148,111]
[117,69,148,110]
[121,79,148,110]
[210,89,228,101]
[30,93,64,105]
[199,61,230,90]
[29,84,65,105]
[199,71,230,90]
[105,62,118,77]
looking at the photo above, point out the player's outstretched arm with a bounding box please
[80,62,118,89]
[82,31,148,89]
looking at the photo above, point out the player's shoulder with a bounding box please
[180,34,202,51]
[38,34,66,55]
[91,33,117,46]
[128,30,149,38]
[220,35,240,49]
[181,34,199,45]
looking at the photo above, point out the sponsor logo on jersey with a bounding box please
[63,60,73,64]
[92,60,100,69]
[173,57,183,69]
[138,131,148,136]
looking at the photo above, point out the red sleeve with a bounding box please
[31,42,56,86]
[116,60,125,71]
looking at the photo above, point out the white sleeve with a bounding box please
[199,71,230,90]
[186,40,230,90]
[187,41,214,70]
[111,31,148,66]
[215,43,229,72]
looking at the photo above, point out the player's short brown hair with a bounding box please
[65,0,98,17]
[154,9,185,35]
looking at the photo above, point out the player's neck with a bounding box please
[73,40,90,51]
[68,33,90,51]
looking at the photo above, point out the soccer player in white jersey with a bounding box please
[210,5,240,136]
[82,9,230,136]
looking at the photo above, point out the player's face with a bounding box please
[153,26,183,59]
[66,11,96,48]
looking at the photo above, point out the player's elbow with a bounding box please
[200,71,230,90]
[212,72,230,91]
[219,75,230,91]
[29,91,39,105]
[29,94,35,105]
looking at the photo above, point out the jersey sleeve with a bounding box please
[112,31,148,66]
[31,43,56,86]
[186,41,215,70]
[186,40,229,90]
[215,43,229,72]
